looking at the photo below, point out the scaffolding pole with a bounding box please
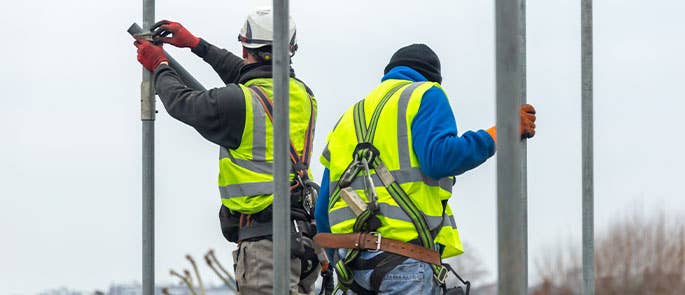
[581,0,595,294]
[495,0,528,294]
[521,0,528,283]
[272,1,291,294]
[141,0,155,294]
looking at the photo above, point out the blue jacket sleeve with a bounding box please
[411,86,496,179]
[314,169,336,260]
[314,169,331,233]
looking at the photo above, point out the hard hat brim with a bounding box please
[242,42,269,49]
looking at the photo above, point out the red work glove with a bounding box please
[151,20,200,48]
[134,37,168,72]
[485,104,537,142]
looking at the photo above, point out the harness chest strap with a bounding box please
[314,232,442,266]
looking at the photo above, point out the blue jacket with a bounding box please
[314,66,495,237]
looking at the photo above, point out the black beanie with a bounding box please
[384,44,442,84]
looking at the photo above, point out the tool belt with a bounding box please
[219,203,315,243]
[314,232,441,266]
[238,214,316,241]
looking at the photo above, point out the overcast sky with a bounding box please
[1,0,684,294]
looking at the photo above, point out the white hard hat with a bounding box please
[238,7,298,55]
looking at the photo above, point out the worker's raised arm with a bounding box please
[153,63,245,149]
[191,39,244,84]
[412,87,537,179]
[153,20,244,84]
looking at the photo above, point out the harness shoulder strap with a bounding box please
[352,81,410,143]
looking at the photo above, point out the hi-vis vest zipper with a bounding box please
[219,78,316,215]
[322,79,464,258]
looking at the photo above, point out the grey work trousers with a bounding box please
[233,239,320,295]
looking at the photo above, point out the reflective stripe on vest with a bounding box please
[220,147,273,174]
[329,166,453,195]
[328,203,458,231]
[219,181,273,197]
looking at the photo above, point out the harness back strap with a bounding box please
[249,86,316,176]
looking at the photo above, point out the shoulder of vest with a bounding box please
[242,78,314,98]
[242,78,272,87]
[237,84,255,99]
[293,77,315,97]
[412,81,442,91]
[406,81,444,100]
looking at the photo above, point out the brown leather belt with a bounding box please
[313,232,441,265]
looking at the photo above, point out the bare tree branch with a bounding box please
[534,207,685,295]
[186,255,206,295]
[205,250,236,291]
[170,269,198,295]
[208,249,238,288]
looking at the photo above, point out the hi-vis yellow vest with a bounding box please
[321,80,463,258]
[219,78,316,214]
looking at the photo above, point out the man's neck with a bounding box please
[244,55,259,65]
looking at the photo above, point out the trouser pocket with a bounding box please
[232,244,244,291]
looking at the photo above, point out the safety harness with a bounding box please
[219,85,318,242]
[314,82,471,294]
[232,85,318,232]
[251,85,315,184]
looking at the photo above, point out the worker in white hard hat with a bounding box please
[133,7,326,295]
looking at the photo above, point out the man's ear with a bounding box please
[242,47,248,59]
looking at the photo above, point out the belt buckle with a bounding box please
[368,232,382,252]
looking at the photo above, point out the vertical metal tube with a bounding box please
[272,1,291,294]
[495,0,528,294]
[141,0,155,294]
[519,0,528,285]
[581,0,595,294]
[141,122,155,295]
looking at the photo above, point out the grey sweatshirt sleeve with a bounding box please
[191,39,244,84]
[153,64,245,149]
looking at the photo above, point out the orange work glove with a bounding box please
[485,104,537,142]
[520,104,536,139]
[486,126,497,142]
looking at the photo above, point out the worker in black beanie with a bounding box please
[384,43,443,83]
[313,43,538,294]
